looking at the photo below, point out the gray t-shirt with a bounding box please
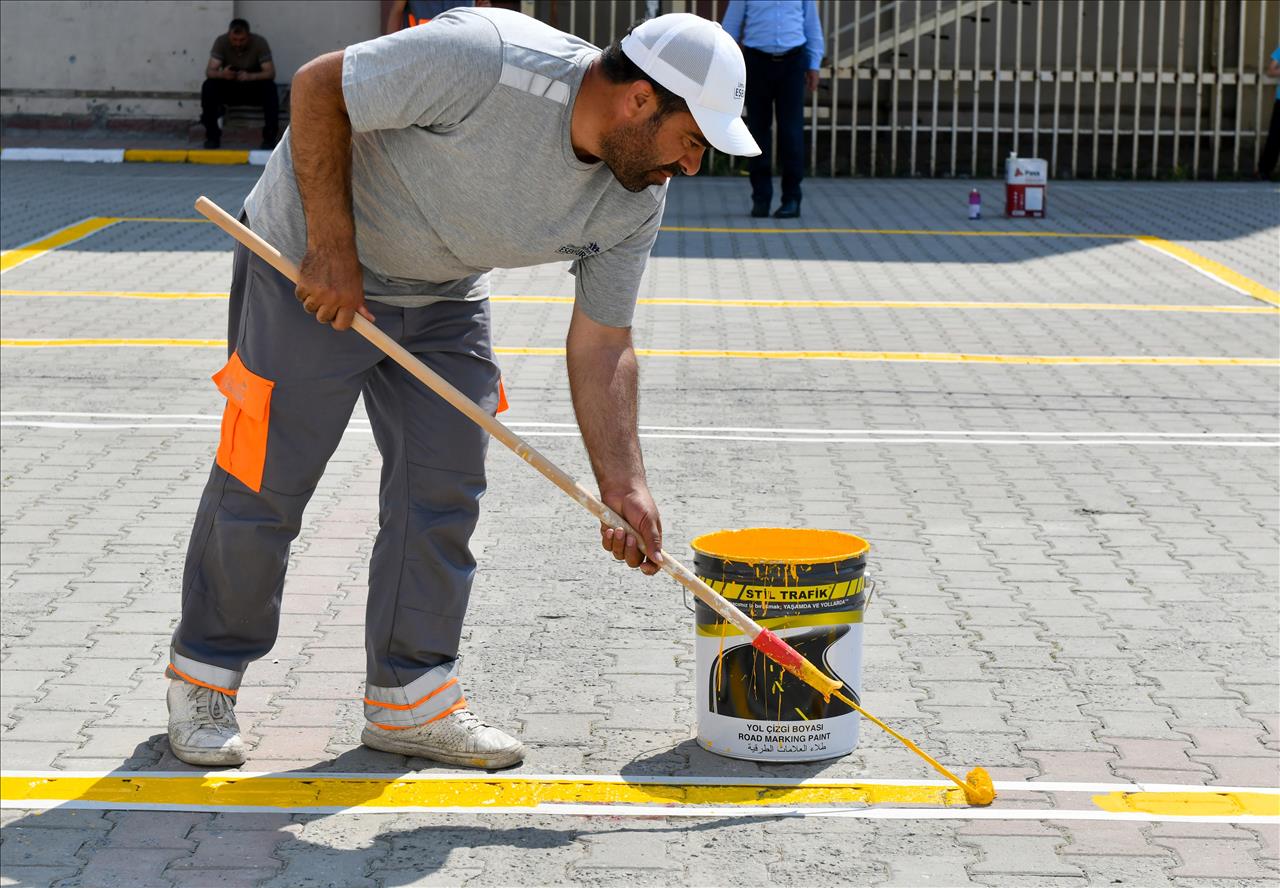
[243,7,667,327]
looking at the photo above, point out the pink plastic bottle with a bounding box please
[968,188,981,220]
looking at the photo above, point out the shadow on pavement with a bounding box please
[1,737,805,886]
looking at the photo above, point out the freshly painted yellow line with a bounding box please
[1138,236,1280,306]
[3,339,1277,366]
[2,775,1276,820]
[1094,791,1280,818]
[8,217,1271,310]
[3,289,1274,315]
[1,774,964,809]
[122,149,191,163]
[0,218,119,273]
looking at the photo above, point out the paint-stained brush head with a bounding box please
[964,767,996,806]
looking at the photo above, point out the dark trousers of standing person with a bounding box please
[744,46,808,213]
[200,79,279,148]
[1259,100,1280,179]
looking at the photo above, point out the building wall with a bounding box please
[234,0,381,84]
[0,0,378,121]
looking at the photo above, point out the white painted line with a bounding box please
[0,147,125,163]
[1137,238,1253,300]
[1,415,1275,447]
[7,414,1276,440]
[248,150,272,165]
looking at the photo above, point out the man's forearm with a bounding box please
[290,52,355,252]
[566,320,646,493]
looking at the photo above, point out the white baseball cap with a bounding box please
[620,13,761,157]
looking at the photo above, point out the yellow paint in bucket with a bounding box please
[691,528,870,762]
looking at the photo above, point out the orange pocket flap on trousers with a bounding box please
[212,352,274,422]
[212,352,274,492]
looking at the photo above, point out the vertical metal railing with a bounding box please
[544,0,1278,179]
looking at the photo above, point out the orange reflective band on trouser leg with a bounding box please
[364,665,464,727]
[166,664,239,697]
[369,698,468,730]
[212,351,274,492]
[497,378,509,414]
[363,677,458,712]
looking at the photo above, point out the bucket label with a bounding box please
[704,576,865,604]
[690,530,869,762]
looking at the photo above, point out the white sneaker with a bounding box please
[361,708,525,769]
[166,678,246,766]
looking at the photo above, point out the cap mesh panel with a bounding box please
[657,30,714,84]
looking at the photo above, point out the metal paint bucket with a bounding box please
[691,528,871,762]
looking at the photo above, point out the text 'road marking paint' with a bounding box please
[2,289,1275,315]
[2,773,1276,822]
[2,339,1277,367]
[0,218,119,273]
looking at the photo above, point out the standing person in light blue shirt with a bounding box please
[1256,47,1280,180]
[722,0,824,218]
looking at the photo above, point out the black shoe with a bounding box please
[203,138,221,150]
[259,140,276,151]
[750,200,770,218]
[773,199,801,219]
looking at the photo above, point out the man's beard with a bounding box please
[599,114,682,193]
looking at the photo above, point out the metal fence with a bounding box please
[530,0,1280,179]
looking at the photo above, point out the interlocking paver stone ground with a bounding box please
[1,161,1278,885]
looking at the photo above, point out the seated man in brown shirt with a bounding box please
[200,18,278,150]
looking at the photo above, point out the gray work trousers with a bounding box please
[170,238,499,726]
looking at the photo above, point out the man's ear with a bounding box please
[622,79,657,121]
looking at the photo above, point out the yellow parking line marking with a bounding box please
[7,218,1271,308]
[663,226,1277,304]
[3,339,1276,366]
[1093,791,1280,818]
[0,773,965,810]
[0,218,119,273]
[1,773,1276,822]
[1137,236,1280,306]
[2,290,1273,314]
